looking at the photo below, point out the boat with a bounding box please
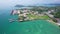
[9,19,15,23]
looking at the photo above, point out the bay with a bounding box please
[0,6,60,34]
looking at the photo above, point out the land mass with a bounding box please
[10,5,60,26]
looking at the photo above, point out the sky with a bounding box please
[0,0,60,8]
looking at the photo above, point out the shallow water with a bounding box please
[0,7,60,34]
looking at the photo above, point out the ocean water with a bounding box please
[0,7,60,34]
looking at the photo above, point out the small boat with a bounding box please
[18,20,23,22]
[9,19,15,23]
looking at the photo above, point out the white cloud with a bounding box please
[0,0,60,7]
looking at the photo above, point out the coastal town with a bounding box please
[1,0,60,34]
[9,6,60,27]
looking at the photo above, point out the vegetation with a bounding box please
[48,6,60,18]
[54,11,60,18]
[27,14,50,20]
[14,6,60,22]
[51,18,57,22]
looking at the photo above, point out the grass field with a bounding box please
[27,14,50,20]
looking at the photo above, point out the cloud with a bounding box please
[0,0,60,7]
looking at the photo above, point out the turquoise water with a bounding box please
[0,7,60,34]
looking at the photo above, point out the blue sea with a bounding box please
[0,6,60,34]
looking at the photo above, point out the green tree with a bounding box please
[54,11,60,18]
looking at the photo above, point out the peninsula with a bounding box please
[10,6,60,27]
